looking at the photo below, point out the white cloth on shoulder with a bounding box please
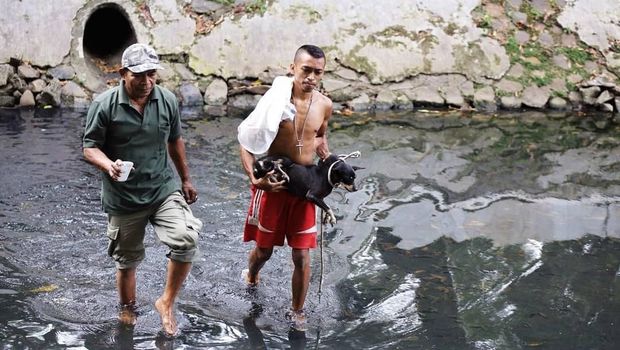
[237,76,296,154]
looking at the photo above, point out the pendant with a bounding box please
[296,141,303,155]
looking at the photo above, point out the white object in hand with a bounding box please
[117,161,134,182]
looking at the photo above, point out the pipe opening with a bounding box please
[82,4,136,73]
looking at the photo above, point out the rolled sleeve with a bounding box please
[83,101,108,149]
[168,96,182,142]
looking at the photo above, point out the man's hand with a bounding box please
[239,145,286,192]
[182,180,198,204]
[252,170,287,192]
[107,159,124,181]
[315,134,330,160]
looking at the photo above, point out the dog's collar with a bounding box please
[327,151,361,188]
[327,159,343,188]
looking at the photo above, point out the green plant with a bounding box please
[495,89,513,97]
[521,2,544,22]
[246,0,269,14]
[531,74,552,87]
[444,22,460,35]
[556,47,591,65]
[522,43,549,62]
[505,35,521,65]
[565,81,577,92]
[479,13,493,29]
[212,0,235,5]
[551,90,567,98]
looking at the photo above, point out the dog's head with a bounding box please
[253,159,275,179]
[323,154,363,192]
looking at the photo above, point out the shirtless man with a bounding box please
[239,45,332,328]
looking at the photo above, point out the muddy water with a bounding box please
[0,108,618,349]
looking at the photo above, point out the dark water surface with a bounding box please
[0,108,618,349]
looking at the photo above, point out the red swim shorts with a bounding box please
[243,186,317,249]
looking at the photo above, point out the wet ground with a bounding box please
[0,108,618,349]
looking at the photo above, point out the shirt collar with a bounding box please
[118,80,159,105]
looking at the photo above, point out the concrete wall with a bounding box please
[0,0,619,114]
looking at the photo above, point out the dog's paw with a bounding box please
[282,172,290,183]
[322,210,337,226]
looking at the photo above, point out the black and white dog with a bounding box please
[253,151,362,225]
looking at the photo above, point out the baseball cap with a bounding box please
[121,43,164,73]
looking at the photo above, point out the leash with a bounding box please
[314,212,324,350]
[320,150,361,297]
[339,150,361,160]
[317,151,361,346]
[318,209,325,303]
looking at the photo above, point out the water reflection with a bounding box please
[241,302,309,350]
[0,108,618,348]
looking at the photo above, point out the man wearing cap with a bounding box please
[83,43,202,337]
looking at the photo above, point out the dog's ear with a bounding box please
[352,166,365,171]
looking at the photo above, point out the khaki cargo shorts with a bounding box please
[106,191,203,269]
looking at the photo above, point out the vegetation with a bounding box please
[565,81,577,92]
[287,5,323,24]
[494,89,511,97]
[245,0,269,15]
[505,36,520,61]
[520,2,544,23]
[503,38,554,87]
[551,90,568,98]
[501,31,592,91]
[556,47,592,65]
[212,0,235,5]
[210,0,270,16]
[478,13,493,29]
[530,72,552,87]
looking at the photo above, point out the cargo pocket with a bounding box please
[173,196,203,235]
[107,225,119,257]
[185,208,203,233]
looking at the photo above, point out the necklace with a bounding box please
[293,92,313,156]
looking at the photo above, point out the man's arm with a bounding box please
[315,100,332,159]
[239,145,286,192]
[315,132,329,159]
[83,100,126,179]
[83,147,126,181]
[168,137,198,204]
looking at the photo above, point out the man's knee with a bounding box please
[176,228,200,250]
[291,249,310,268]
[167,228,200,262]
[253,246,273,261]
[154,192,203,261]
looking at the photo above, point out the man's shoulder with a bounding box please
[315,90,333,111]
[88,86,120,112]
[154,85,178,103]
[93,85,120,103]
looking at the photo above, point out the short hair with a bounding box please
[294,45,325,61]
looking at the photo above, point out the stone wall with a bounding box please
[0,0,619,115]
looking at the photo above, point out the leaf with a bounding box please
[30,284,58,293]
[527,341,545,347]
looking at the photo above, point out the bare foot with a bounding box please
[155,298,178,337]
[118,303,137,326]
[242,269,260,288]
[285,309,307,331]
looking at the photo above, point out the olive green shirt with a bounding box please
[83,82,182,214]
